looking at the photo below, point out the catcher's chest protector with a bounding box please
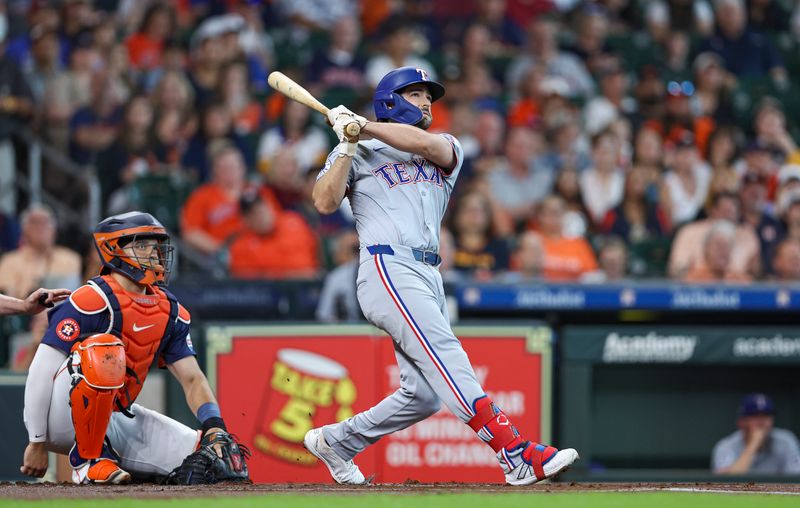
[90,276,177,410]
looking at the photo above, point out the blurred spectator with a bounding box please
[692,52,736,124]
[150,69,195,126]
[228,187,318,278]
[0,21,33,216]
[486,127,552,226]
[739,173,782,274]
[0,205,81,299]
[448,189,510,279]
[278,0,355,37]
[706,126,743,197]
[645,78,715,154]
[661,30,691,82]
[188,16,227,107]
[96,95,156,214]
[746,0,792,33]
[21,24,61,106]
[307,16,367,97]
[602,167,671,244]
[529,195,597,281]
[776,188,800,245]
[365,15,437,89]
[551,167,590,238]
[565,4,611,76]
[507,231,544,281]
[257,98,328,182]
[660,134,712,226]
[68,70,122,165]
[581,236,629,283]
[181,142,276,257]
[218,59,264,138]
[631,127,665,190]
[669,192,760,278]
[5,4,61,71]
[711,393,800,475]
[771,239,800,282]
[315,229,361,322]
[583,61,634,137]
[506,17,594,99]
[581,129,626,225]
[0,211,19,254]
[774,164,800,218]
[182,100,251,182]
[699,0,788,84]
[125,3,175,72]
[42,28,98,150]
[536,107,591,175]
[465,0,525,55]
[684,219,751,282]
[462,109,505,179]
[752,99,800,176]
[230,3,275,95]
[633,64,666,125]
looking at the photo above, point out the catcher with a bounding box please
[21,211,249,484]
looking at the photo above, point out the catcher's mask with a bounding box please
[93,211,174,286]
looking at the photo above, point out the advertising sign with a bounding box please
[206,324,552,483]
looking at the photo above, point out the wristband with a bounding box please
[201,416,227,433]
[337,141,357,157]
[198,402,227,432]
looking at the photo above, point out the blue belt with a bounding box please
[366,244,442,266]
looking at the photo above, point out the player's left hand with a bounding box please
[327,105,367,130]
[164,429,251,484]
[24,288,71,314]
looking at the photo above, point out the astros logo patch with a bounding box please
[56,318,80,342]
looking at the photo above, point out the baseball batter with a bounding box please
[305,67,578,485]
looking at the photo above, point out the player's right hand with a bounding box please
[20,441,48,478]
[327,105,367,130]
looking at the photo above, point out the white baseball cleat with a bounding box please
[499,442,579,486]
[303,428,367,485]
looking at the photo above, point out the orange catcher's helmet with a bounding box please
[93,212,174,285]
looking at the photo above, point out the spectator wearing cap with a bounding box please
[739,172,782,274]
[187,17,227,107]
[643,79,715,155]
[125,3,175,71]
[506,17,595,99]
[668,192,760,279]
[365,15,437,89]
[684,219,751,282]
[228,187,319,279]
[181,142,279,257]
[698,0,788,84]
[660,134,712,226]
[711,393,800,475]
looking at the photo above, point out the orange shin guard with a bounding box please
[68,334,126,460]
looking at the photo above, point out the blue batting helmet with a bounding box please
[373,67,445,125]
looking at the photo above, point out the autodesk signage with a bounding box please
[733,334,800,358]
[670,289,740,309]
[515,288,586,309]
[602,331,698,363]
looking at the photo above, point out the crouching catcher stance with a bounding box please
[21,212,249,484]
[308,67,578,486]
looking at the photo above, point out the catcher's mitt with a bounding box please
[165,431,251,485]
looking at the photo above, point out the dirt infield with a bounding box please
[2,481,800,499]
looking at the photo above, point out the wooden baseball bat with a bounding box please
[267,71,361,138]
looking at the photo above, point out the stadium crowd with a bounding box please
[1,0,800,320]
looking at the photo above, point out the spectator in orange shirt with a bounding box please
[530,195,598,281]
[126,4,175,71]
[181,142,277,256]
[684,220,751,283]
[228,189,319,279]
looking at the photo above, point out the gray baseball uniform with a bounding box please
[317,135,486,461]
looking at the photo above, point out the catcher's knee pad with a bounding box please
[467,396,524,453]
[68,333,126,459]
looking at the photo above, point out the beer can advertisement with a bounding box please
[208,325,552,483]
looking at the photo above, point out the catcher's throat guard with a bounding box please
[68,333,126,459]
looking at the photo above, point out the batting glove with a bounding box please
[327,105,367,129]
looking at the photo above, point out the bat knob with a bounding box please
[345,122,361,139]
